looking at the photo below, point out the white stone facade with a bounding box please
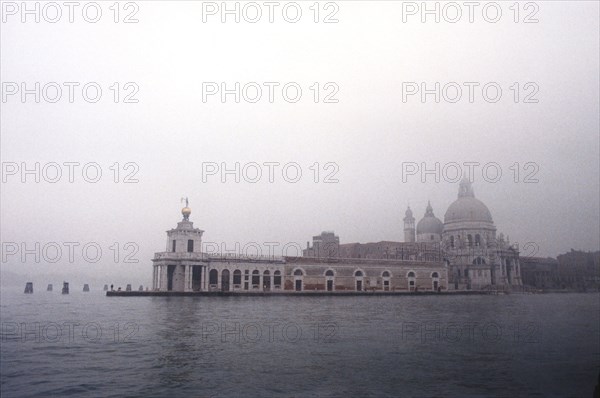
[152,209,448,293]
[441,179,522,290]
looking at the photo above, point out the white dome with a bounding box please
[444,179,493,224]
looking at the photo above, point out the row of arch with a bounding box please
[292,268,437,278]
[207,268,441,292]
[294,268,440,292]
[209,269,284,291]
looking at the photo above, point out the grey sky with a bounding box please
[1,1,598,286]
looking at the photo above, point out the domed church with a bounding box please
[444,179,521,289]
[404,178,522,290]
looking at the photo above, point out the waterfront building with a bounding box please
[152,204,447,293]
[520,257,561,289]
[556,250,600,290]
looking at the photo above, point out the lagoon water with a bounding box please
[1,289,598,397]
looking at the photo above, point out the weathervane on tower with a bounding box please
[181,197,191,220]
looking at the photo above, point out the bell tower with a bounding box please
[403,206,416,243]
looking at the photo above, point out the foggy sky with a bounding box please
[1,1,599,287]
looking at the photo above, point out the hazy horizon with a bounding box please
[2,1,599,285]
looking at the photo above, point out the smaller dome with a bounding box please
[417,217,444,234]
[417,201,443,234]
[404,206,414,219]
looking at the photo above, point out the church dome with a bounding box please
[417,201,443,234]
[444,179,493,224]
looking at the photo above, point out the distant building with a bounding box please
[520,251,600,291]
[520,257,560,289]
[303,231,340,258]
[336,241,442,262]
[303,233,442,262]
[557,250,600,290]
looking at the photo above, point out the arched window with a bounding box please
[382,271,391,291]
[354,270,364,291]
[467,235,473,247]
[407,271,416,291]
[221,269,230,291]
[187,240,194,252]
[233,270,242,284]
[293,269,303,292]
[263,270,271,290]
[325,270,334,276]
[475,234,481,247]
[209,269,218,285]
[274,270,282,287]
[431,272,440,290]
[252,270,260,285]
[450,236,455,248]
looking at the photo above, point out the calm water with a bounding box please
[1,289,598,397]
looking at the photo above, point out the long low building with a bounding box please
[151,205,447,293]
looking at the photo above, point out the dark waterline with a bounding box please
[1,290,599,397]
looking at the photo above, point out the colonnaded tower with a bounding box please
[152,200,208,292]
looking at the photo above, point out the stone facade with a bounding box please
[441,180,521,289]
[152,209,447,293]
